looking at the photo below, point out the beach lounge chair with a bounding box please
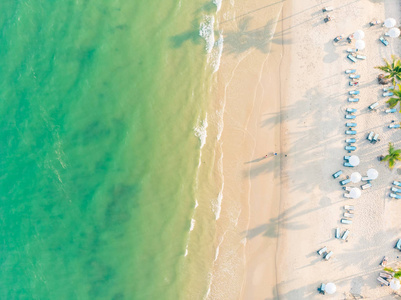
[332,170,343,178]
[380,36,389,46]
[361,183,372,190]
[377,277,390,286]
[345,138,356,144]
[345,122,357,127]
[343,162,353,167]
[318,283,326,294]
[393,181,401,187]
[340,178,351,185]
[372,134,380,143]
[346,48,357,53]
[390,193,401,199]
[345,69,356,74]
[341,229,350,240]
[379,272,392,279]
[343,212,354,218]
[383,92,394,97]
[383,85,395,92]
[349,90,359,95]
[346,108,357,113]
[347,54,357,63]
[322,6,333,12]
[335,227,340,239]
[343,193,352,198]
[341,219,352,224]
[389,124,400,129]
[395,239,401,250]
[380,257,388,267]
[345,130,356,135]
[356,55,366,60]
[349,74,360,79]
[349,81,359,86]
[345,114,356,119]
[344,205,354,210]
[391,187,401,193]
[348,97,359,102]
[345,145,356,152]
[343,186,352,191]
[344,156,351,160]
[367,131,374,141]
[386,108,397,113]
[361,176,370,181]
[317,246,327,255]
[368,102,379,110]
[324,251,333,260]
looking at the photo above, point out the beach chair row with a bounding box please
[390,181,401,199]
[366,132,379,143]
[316,246,333,260]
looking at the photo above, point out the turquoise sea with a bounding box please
[0,0,224,299]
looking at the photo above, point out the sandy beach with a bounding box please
[212,0,401,299]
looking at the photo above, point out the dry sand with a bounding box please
[215,0,401,299]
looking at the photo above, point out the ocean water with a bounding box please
[0,0,224,299]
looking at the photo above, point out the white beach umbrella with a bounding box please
[353,30,365,40]
[349,155,360,167]
[349,188,361,199]
[350,172,362,183]
[355,40,365,50]
[384,18,396,28]
[325,283,336,294]
[390,279,401,290]
[388,27,401,38]
[367,168,379,180]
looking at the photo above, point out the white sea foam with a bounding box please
[195,199,199,208]
[184,247,188,257]
[213,0,222,12]
[199,15,215,53]
[194,114,208,149]
[209,32,224,73]
[213,183,224,220]
[216,108,224,141]
[190,218,196,231]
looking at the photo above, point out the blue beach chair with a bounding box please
[386,108,397,113]
[372,134,379,143]
[367,131,374,141]
[340,178,351,185]
[389,124,400,129]
[343,162,353,167]
[345,69,356,74]
[345,130,357,135]
[383,86,395,92]
[349,90,360,95]
[390,193,401,199]
[380,36,389,46]
[383,92,394,97]
[349,81,359,86]
[356,55,366,60]
[345,145,356,152]
[349,74,360,79]
[391,187,401,193]
[347,54,357,63]
[361,183,372,190]
[345,115,356,119]
[346,48,357,53]
[344,156,351,160]
[317,246,327,255]
[348,97,359,102]
[332,170,343,178]
[393,181,401,187]
[324,251,333,260]
[346,108,357,113]
[345,138,356,143]
[341,219,352,224]
[345,122,357,127]
[342,230,350,240]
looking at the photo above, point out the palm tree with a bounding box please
[375,55,401,84]
[386,84,401,111]
[382,142,401,169]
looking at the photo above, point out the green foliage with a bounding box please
[375,55,401,84]
[386,84,401,112]
[382,142,401,169]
